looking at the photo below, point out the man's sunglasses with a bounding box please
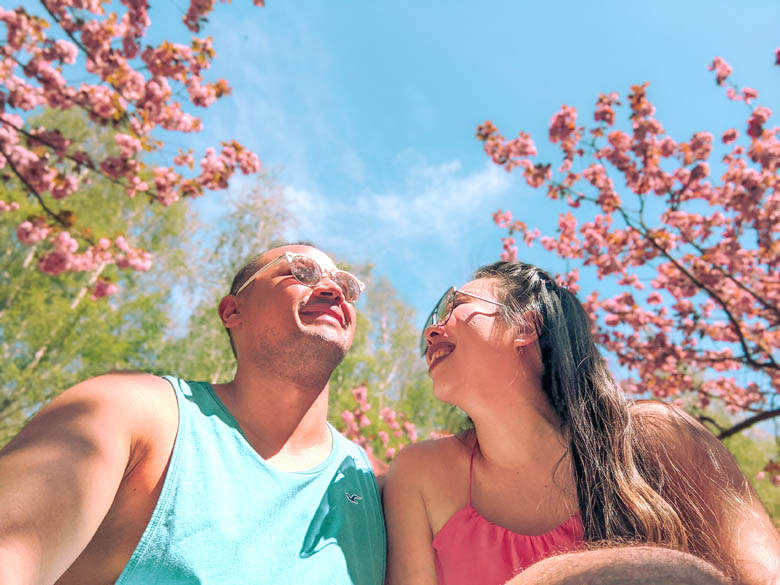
[234,252,365,303]
[420,286,507,355]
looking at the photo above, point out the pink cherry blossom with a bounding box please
[742,87,758,104]
[38,251,71,275]
[16,219,51,244]
[708,57,733,85]
[91,278,119,300]
[747,106,771,139]
[479,46,780,449]
[52,231,79,254]
[0,0,265,288]
[722,128,738,144]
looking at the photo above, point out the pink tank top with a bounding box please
[432,443,584,585]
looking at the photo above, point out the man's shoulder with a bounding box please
[48,372,179,441]
[65,371,177,407]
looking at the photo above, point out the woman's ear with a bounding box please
[513,311,540,352]
[218,295,241,328]
[514,334,537,353]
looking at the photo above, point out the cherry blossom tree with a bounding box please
[0,0,263,300]
[477,48,780,481]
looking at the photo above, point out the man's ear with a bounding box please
[218,296,241,328]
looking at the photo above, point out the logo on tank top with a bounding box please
[344,492,362,504]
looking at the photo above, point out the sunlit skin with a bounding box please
[421,278,576,535]
[423,278,549,422]
[382,277,578,585]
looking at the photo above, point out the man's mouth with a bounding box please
[300,305,345,327]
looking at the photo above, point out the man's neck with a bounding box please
[212,367,333,472]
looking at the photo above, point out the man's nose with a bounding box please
[311,275,343,302]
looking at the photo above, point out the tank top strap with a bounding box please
[468,438,478,505]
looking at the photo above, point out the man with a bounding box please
[0,244,386,585]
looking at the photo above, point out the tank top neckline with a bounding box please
[197,380,340,476]
[433,438,581,545]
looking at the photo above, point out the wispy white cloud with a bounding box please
[285,157,511,246]
[282,155,519,316]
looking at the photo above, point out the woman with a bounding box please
[384,260,780,585]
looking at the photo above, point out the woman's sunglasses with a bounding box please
[420,286,507,355]
[235,252,365,303]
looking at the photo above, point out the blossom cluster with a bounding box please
[16,219,151,299]
[338,384,423,462]
[1,1,264,291]
[478,48,780,458]
[756,460,780,488]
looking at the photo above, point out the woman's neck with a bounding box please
[470,406,567,472]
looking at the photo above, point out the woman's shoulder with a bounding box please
[390,431,473,472]
[385,431,474,533]
[385,431,474,494]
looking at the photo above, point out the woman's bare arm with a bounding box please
[383,442,440,585]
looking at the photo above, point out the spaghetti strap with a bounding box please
[468,438,478,505]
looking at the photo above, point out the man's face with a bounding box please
[229,245,358,373]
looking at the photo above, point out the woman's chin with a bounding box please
[431,383,459,407]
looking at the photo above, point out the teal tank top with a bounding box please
[116,377,386,584]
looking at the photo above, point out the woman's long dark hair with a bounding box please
[474,260,739,571]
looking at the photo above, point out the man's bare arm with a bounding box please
[634,401,780,585]
[0,373,171,585]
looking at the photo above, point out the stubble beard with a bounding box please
[252,326,349,389]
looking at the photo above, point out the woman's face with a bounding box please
[422,277,523,408]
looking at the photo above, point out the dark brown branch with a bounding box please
[40,0,96,65]
[675,233,780,323]
[1,150,74,231]
[697,415,724,432]
[717,408,780,440]
[1,118,164,208]
[548,181,778,371]
[627,205,778,371]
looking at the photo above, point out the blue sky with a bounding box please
[168,0,779,324]
[16,0,775,323]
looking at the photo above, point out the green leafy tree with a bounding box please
[0,109,189,445]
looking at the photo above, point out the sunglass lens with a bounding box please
[420,288,454,356]
[290,255,322,285]
[333,272,361,303]
[436,289,454,324]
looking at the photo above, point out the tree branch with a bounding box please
[718,408,780,440]
[676,232,780,323]
[1,150,76,231]
[40,0,97,66]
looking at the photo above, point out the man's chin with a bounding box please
[302,324,351,349]
[300,327,351,362]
